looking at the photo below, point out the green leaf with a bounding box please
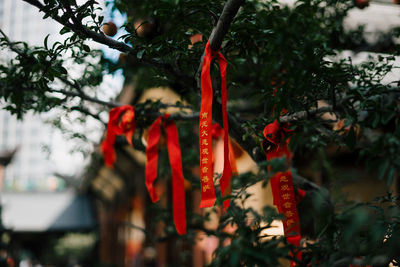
[345,127,356,150]
[59,27,70,35]
[136,49,145,59]
[381,111,394,125]
[387,167,395,185]
[44,34,50,50]
[82,45,91,52]
[372,113,380,128]
[377,159,389,180]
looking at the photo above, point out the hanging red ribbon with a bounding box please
[263,120,302,265]
[199,41,232,208]
[211,123,238,210]
[101,105,136,167]
[145,114,186,235]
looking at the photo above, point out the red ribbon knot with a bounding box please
[263,120,293,162]
[101,105,136,167]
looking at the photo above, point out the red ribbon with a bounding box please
[199,41,232,208]
[263,120,302,265]
[263,120,292,162]
[211,123,238,210]
[145,114,186,235]
[101,105,136,167]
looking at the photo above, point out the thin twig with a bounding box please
[70,106,106,126]
[21,0,193,85]
[49,87,120,108]
[280,106,334,123]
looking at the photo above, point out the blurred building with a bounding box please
[0,0,120,191]
[0,1,101,265]
[0,112,58,191]
[0,0,60,45]
[0,0,64,191]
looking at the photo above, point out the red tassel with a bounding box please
[145,114,186,235]
[101,105,136,167]
[199,41,232,208]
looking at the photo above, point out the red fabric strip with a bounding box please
[199,41,232,208]
[101,105,136,167]
[145,115,186,235]
[270,171,301,239]
[212,123,237,210]
[164,115,187,235]
[218,54,233,211]
[263,121,302,265]
[145,116,162,203]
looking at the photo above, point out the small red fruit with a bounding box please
[118,53,128,64]
[354,0,369,9]
[188,33,203,49]
[190,33,203,45]
[134,19,156,38]
[102,21,118,37]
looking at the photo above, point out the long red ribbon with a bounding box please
[212,123,238,210]
[101,105,136,167]
[145,114,186,235]
[199,41,232,208]
[263,120,302,265]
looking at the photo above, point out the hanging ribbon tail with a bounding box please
[101,132,117,167]
[145,117,162,203]
[199,42,217,208]
[216,53,233,211]
[164,118,187,235]
[275,171,302,265]
[221,138,238,210]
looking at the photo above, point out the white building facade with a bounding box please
[0,0,64,191]
[0,0,123,192]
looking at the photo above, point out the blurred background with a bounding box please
[0,0,123,266]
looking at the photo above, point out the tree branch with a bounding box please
[49,87,120,108]
[21,0,194,87]
[280,106,335,124]
[70,106,106,126]
[196,0,246,88]
[22,0,133,52]
[208,0,245,51]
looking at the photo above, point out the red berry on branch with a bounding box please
[134,19,156,38]
[102,21,118,37]
[354,0,369,9]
